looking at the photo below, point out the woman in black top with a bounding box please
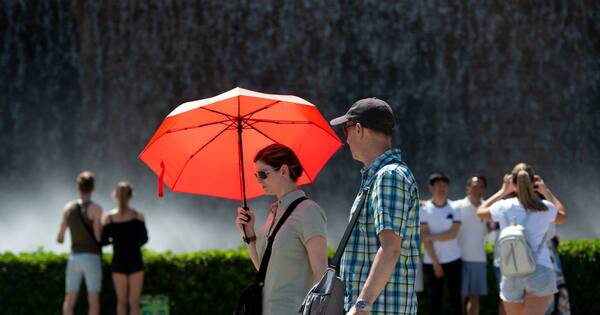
[101,181,148,315]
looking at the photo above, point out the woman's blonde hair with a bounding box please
[114,181,133,212]
[511,163,548,211]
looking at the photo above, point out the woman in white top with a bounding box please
[234,144,328,315]
[477,163,567,315]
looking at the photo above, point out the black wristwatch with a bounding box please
[355,300,371,312]
[242,235,256,244]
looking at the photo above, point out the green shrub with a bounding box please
[0,240,598,314]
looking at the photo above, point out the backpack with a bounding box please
[497,211,546,277]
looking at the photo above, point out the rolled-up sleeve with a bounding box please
[373,170,412,239]
[298,203,327,244]
[452,204,462,223]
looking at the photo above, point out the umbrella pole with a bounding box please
[237,116,249,239]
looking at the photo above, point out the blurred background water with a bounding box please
[1,0,599,253]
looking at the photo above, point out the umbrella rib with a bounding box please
[249,119,340,142]
[139,119,233,159]
[241,100,282,118]
[199,107,237,119]
[171,121,236,190]
[166,119,233,134]
[245,124,280,144]
[245,118,312,125]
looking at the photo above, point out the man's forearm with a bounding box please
[426,230,456,241]
[357,246,401,304]
[57,222,67,243]
[422,240,439,264]
[425,224,460,241]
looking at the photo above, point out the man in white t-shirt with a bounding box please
[420,173,462,315]
[453,176,488,315]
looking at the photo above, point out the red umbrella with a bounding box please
[139,87,342,208]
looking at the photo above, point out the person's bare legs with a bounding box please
[128,271,144,315]
[113,273,129,315]
[523,293,552,315]
[466,295,480,315]
[503,301,524,315]
[62,293,78,315]
[87,292,100,315]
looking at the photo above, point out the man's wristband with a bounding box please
[242,235,256,244]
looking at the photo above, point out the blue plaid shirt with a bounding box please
[340,149,420,314]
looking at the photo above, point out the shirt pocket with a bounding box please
[357,201,375,228]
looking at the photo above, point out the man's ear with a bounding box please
[355,122,364,136]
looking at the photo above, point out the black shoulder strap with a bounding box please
[330,187,370,272]
[256,196,308,284]
[76,201,101,249]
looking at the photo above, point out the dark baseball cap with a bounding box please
[428,173,450,185]
[330,97,395,134]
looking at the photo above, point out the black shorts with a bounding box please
[112,255,144,275]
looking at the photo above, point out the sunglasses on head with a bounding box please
[342,121,357,138]
[254,166,281,180]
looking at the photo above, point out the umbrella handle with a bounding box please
[158,161,165,198]
[241,206,250,238]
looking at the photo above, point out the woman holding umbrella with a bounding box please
[235,143,328,315]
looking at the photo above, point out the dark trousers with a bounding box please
[423,258,462,315]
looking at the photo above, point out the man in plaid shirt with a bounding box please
[330,98,420,315]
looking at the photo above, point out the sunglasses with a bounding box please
[254,166,281,180]
[342,121,357,138]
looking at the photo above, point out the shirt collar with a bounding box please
[360,148,403,187]
[276,189,306,214]
[464,197,484,208]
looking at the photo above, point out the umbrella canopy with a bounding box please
[139,87,342,203]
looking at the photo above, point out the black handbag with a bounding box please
[299,187,370,315]
[235,196,308,315]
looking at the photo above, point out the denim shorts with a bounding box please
[66,253,102,293]
[500,265,557,302]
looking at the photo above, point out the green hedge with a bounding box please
[0,240,598,314]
